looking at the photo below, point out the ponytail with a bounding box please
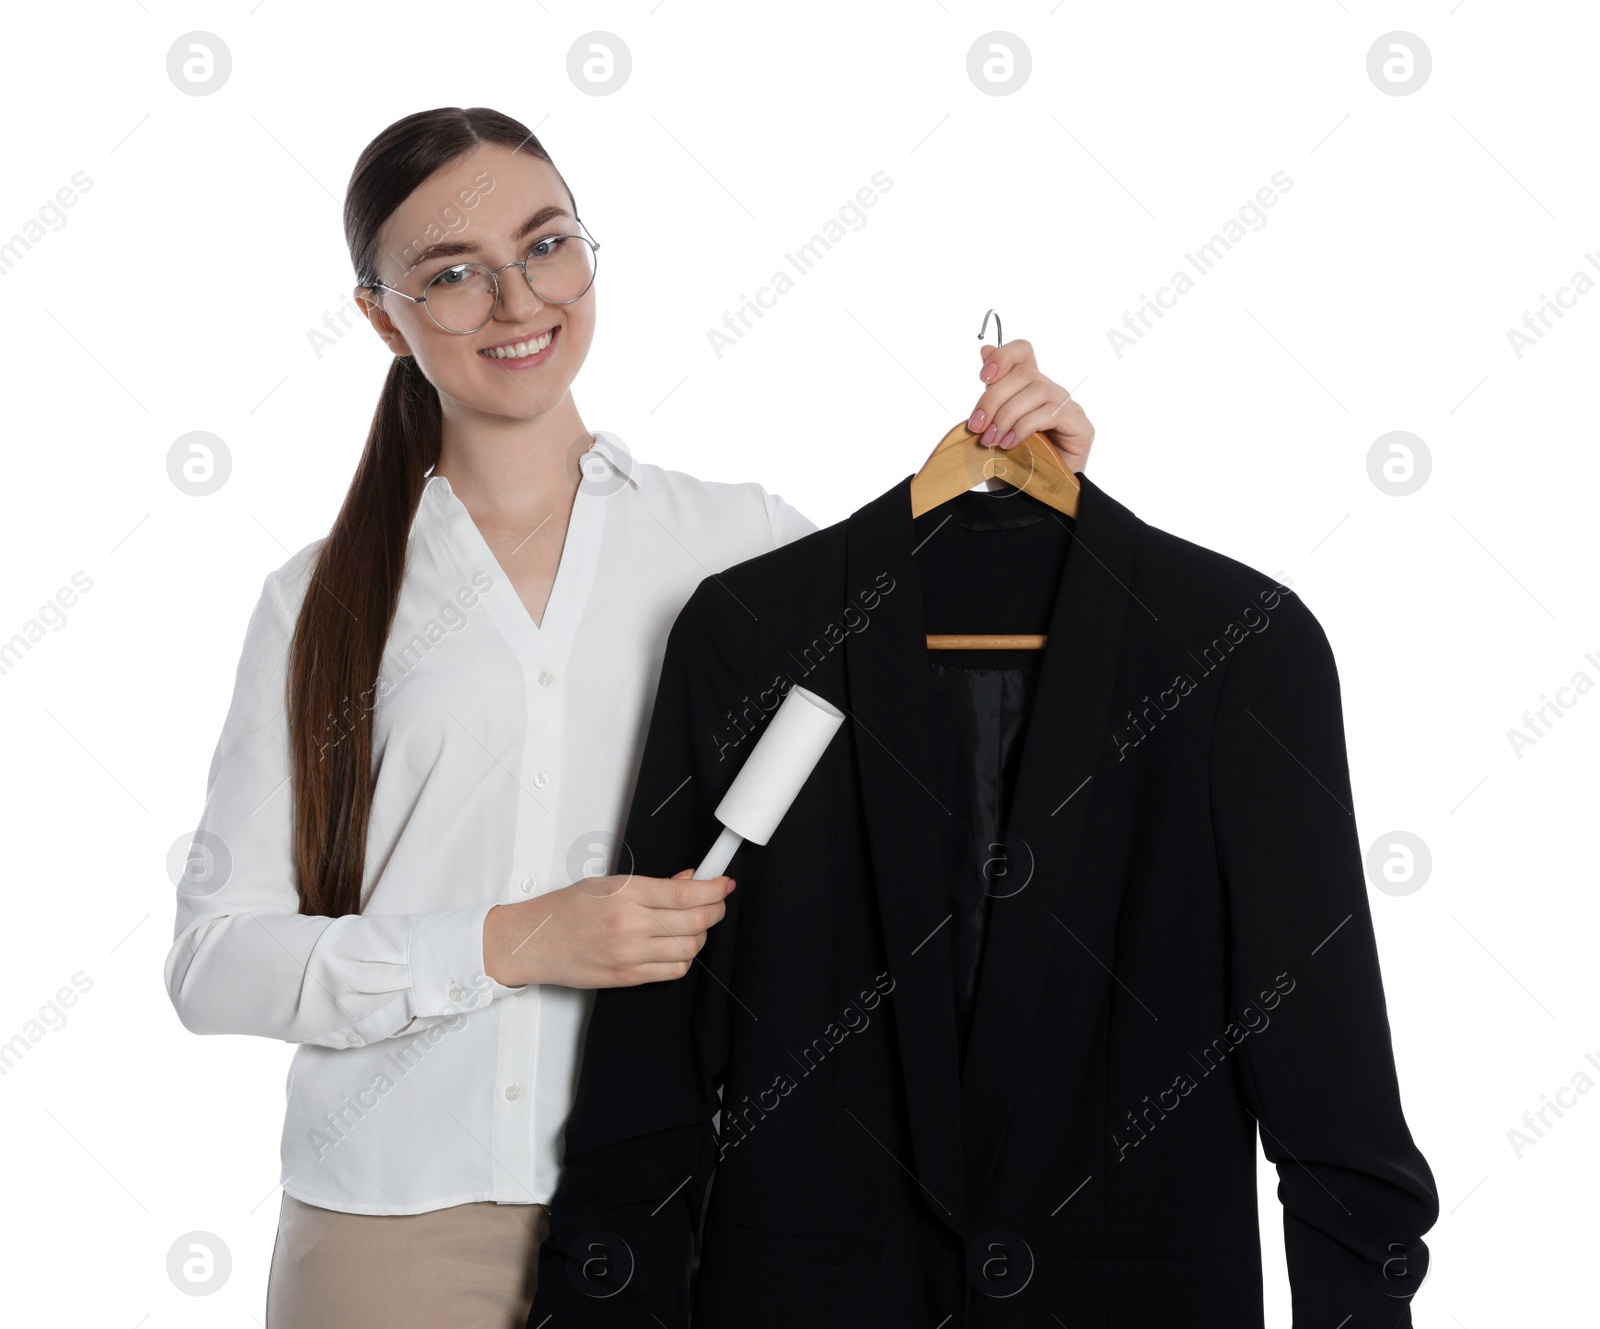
[288,355,439,915]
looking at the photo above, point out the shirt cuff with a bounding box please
[408,903,528,1020]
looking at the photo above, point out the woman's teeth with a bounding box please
[482,330,554,359]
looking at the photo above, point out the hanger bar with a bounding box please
[926,633,1046,650]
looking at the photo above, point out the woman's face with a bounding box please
[358,142,596,425]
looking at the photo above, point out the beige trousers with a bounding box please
[265,1192,550,1329]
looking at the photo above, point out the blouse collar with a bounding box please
[422,430,641,501]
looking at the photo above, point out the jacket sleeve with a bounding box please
[1210,588,1439,1328]
[528,581,741,1327]
[164,560,527,1051]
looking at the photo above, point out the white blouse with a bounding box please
[164,432,817,1215]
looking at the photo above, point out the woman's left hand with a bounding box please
[967,338,1094,474]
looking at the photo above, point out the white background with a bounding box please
[1,2,1595,1324]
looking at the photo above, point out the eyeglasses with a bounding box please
[366,226,601,335]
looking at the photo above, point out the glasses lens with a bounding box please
[423,264,496,333]
[524,235,597,304]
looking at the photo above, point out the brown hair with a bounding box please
[288,107,575,916]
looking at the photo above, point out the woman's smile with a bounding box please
[477,325,559,368]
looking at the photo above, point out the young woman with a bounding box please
[163,105,1096,1329]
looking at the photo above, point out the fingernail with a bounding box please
[727,878,737,892]
[999,430,1016,449]
[981,363,999,382]
[968,408,987,432]
[982,425,998,447]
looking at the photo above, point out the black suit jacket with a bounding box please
[527,472,1438,1328]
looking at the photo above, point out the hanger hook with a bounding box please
[977,308,1003,346]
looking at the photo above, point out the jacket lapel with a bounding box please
[958,472,1142,1206]
[843,477,969,1240]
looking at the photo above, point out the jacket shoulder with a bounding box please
[1137,518,1306,610]
[1132,518,1332,670]
[670,521,849,673]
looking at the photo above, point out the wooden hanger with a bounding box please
[910,311,1082,650]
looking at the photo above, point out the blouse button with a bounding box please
[346,1032,361,1045]
[520,874,538,894]
[533,771,551,789]
[448,984,467,1002]
[537,669,556,687]
[504,1085,522,1101]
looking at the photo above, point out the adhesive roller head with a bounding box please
[693,685,846,879]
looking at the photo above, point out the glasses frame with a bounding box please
[365,222,601,335]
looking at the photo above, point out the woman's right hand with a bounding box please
[483,869,735,989]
